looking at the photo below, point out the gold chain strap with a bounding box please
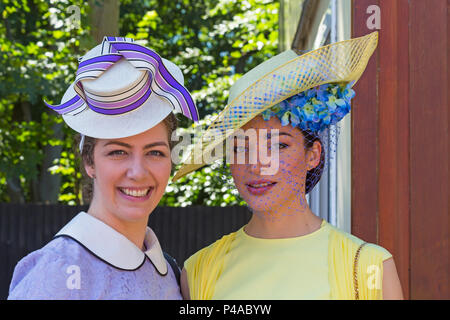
[353,242,368,300]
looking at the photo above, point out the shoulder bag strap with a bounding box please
[163,251,181,285]
[353,242,368,300]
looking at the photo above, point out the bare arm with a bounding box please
[180,268,191,300]
[382,257,404,299]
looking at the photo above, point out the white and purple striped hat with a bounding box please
[45,36,199,139]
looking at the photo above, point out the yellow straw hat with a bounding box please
[173,32,378,181]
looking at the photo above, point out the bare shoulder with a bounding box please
[382,258,404,300]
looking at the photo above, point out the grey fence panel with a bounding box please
[0,204,251,300]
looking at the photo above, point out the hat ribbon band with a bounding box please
[44,38,199,121]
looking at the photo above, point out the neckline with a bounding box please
[54,212,168,274]
[239,219,328,242]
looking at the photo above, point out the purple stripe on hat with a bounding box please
[76,62,115,76]
[143,49,198,121]
[83,72,148,99]
[106,36,133,43]
[58,96,85,114]
[120,45,190,96]
[122,51,190,117]
[86,83,153,115]
[74,81,86,98]
[45,95,80,111]
[44,95,84,114]
[78,54,122,69]
[110,43,198,121]
[114,45,193,116]
[151,65,191,112]
[84,76,151,108]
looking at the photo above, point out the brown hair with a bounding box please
[75,113,178,203]
[300,129,325,194]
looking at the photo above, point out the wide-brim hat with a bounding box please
[173,32,378,181]
[45,37,199,139]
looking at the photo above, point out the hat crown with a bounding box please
[45,36,198,139]
[80,58,143,96]
[70,43,184,101]
[228,50,298,104]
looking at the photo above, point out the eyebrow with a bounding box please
[234,132,293,139]
[267,132,293,139]
[103,141,169,149]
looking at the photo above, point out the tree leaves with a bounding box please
[0,0,91,202]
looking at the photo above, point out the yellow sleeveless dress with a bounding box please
[184,220,392,299]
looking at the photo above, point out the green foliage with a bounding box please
[162,164,246,207]
[0,0,279,205]
[0,0,91,202]
[47,147,82,205]
[160,113,247,207]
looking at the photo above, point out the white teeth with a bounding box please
[250,183,273,188]
[120,188,149,197]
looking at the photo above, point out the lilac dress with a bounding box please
[8,212,182,300]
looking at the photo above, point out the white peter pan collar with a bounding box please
[55,212,168,275]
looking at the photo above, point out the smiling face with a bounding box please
[230,115,321,218]
[84,121,172,228]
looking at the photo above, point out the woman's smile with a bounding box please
[245,180,277,195]
[117,186,154,202]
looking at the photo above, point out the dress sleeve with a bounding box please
[357,243,392,300]
[370,243,393,261]
[327,227,392,300]
[8,242,85,300]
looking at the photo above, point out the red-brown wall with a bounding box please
[351,0,449,299]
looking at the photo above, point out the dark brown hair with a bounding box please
[75,113,178,203]
[300,129,325,194]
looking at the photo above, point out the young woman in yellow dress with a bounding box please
[173,32,403,300]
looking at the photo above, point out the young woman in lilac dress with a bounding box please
[8,37,198,300]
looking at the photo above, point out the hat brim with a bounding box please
[173,32,378,181]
